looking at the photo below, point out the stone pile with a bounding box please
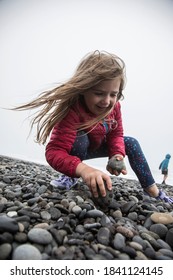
[0,155,173,260]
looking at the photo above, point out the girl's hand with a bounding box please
[76,163,112,198]
[106,155,127,176]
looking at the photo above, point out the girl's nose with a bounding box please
[102,95,110,105]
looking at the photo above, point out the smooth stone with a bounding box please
[7,211,18,218]
[113,233,126,250]
[61,199,69,208]
[157,239,172,250]
[165,228,173,248]
[27,197,40,206]
[17,209,40,218]
[0,243,12,259]
[135,251,148,260]
[121,201,136,214]
[84,232,95,242]
[155,254,173,260]
[122,245,137,258]
[38,185,47,194]
[128,241,143,251]
[144,247,156,259]
[49,207,61,220]
[112,210,122,219]
[75,224,86,234]
[86,209,104,218]
[0,215,19,233]
[94,186,113,208]
[84,223,101,229]
[68,201,76,212]
[100,215,112,227]
[129,195,139,203]
[40,211,51,220]
[0,204,5,212]
[116,253,130,260]
[28,228,52,244]
[18,222,25,232]
[143,217,153,229]
[0,197,8,204]
[0,232,13,243]
[97,227,110,246]
[14,232,28,243]
[34,223,49,229]
[127,212,138,221]
[76,195,84,204]
[71,205,82,215]
[99,249,114,260]
[150,223,168,239]
[116,226,134,238]
[12,244,42,260]
[158,248,173,258]
[150,212,173,225]
[140,232,162,250]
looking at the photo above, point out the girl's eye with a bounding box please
[111,93,118,97]
[94,91,103,96]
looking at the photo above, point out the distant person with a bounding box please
[159,154,171,184]
[13,50,173,203]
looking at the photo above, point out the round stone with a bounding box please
[150,212,173,225]
[0,215,19,233]
[0,243,12,260]
[150,223,168,239]
[28,228,52,244]
[12,244,42,260]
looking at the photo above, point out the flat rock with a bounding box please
[150,212,173,225]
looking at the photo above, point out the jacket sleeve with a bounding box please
[45,109,82,177]
[106,102,125,158]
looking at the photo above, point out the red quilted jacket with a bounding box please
[45,99,125,177]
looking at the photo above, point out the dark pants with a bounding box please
[71,133,155,190]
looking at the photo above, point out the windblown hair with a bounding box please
[14,50,126,144]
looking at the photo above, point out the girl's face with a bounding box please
[83,77,121,116]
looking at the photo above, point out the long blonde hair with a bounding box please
[14,50,126,144]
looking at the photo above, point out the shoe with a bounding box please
[156,189,173,203]
[50,175,78,190]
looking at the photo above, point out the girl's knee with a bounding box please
[124,136,139,146]
[124,136,142,156]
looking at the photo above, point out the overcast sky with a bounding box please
[0,0,173,180]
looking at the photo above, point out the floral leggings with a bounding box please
[71,133,155,190]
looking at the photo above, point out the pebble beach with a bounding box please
[1,155,173,260]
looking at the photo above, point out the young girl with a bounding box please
[14,50,173,203]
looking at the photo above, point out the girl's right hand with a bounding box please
[76,163,112,198]
[106,155,127,176]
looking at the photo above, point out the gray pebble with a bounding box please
[28,228,52,244]
[12,244,42,260]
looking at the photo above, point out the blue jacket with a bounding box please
[159,154,171,171]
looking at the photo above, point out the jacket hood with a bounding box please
[166,154,171,159]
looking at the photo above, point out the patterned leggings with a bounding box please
[71,133,155,190]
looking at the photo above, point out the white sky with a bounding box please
[0,0,173,180]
